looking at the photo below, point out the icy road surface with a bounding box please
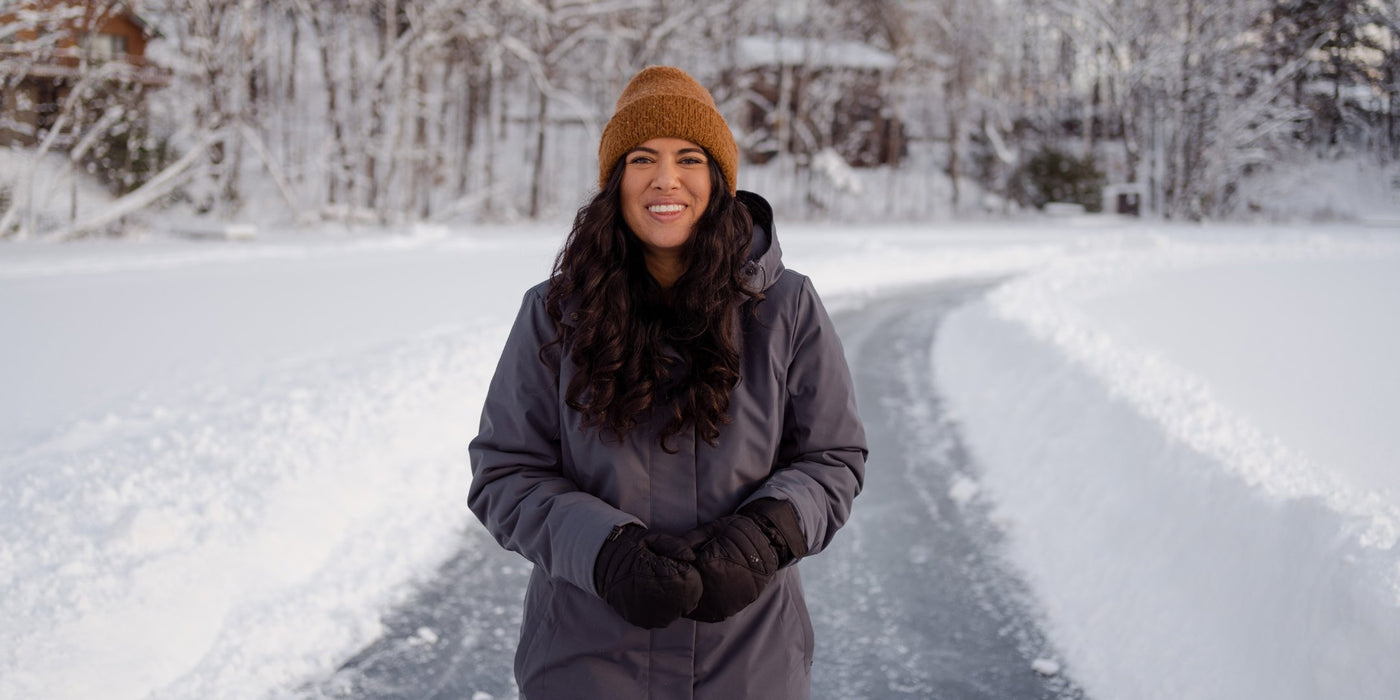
[301,280,1083,699]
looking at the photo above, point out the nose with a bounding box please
[651,160,680,190]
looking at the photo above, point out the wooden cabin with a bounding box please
[0,0,164,147]
[731,35,905,168]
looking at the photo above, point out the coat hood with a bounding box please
[737,190,784,293]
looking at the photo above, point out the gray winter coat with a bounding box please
[468,193,867,699]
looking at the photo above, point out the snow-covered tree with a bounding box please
[6,0,1396,231]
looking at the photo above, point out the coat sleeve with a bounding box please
[745,276,867,558]
[468,286,641,595]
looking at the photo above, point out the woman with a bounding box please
[468,66,866,699]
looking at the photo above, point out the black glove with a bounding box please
[682,499,807,623]
[593,524,703,629]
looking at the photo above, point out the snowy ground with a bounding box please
[934,227,1400,699]
[2,217,1399,699]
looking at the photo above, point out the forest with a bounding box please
[1,0,1397,238]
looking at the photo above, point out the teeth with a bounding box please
[648,204,684,213]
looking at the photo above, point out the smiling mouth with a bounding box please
[648,204,686,214]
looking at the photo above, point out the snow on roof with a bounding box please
[735,35,896,71]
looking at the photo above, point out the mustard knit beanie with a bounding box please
[598,66,739,194]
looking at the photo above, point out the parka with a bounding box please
[467,192,867,699]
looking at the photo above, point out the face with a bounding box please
[619,137,713,282]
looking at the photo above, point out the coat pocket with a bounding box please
[786,576,815,670]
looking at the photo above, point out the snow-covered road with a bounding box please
[805,282,1082,699]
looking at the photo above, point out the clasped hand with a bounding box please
[593,503,796,629]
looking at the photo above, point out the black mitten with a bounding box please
[593,524,703,629]
[740,498,808,565]
[681,499,804,623]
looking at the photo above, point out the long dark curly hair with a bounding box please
[545,155,759,451]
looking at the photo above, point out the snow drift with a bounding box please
[935,231,1400,699]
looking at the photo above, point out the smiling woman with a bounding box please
[468,66,867,700]
[620,137,714,288]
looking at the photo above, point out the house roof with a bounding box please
[2,0,159,38]
[115,1,159,38]
[735,36,897,72]
[85,0,159,38]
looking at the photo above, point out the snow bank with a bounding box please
[935,230,1400,699]
[0,228,559,700]
[3,327,498,698]
[1231,155,1400,224]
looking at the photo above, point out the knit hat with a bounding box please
[598,66,739,194]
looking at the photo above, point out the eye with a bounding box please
[627,154,654,165]
[680,155,707,165]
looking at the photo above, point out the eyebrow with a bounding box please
[627,146,707,156]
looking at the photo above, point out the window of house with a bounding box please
[85,34,128,61]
